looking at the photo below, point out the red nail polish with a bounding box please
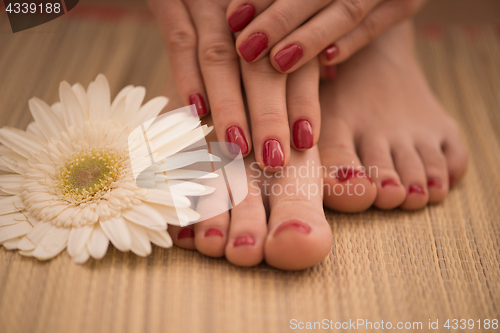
[189,93,207,116]
[205,228,223,237]
[325,44,339,61]
[326,65,337,80]
[226,125,249,155]
[238,32,268,62]
[408,185,426,195]
[449,175,454,188]
[336,167,373,183]
[427,179,443,188]
[293,119,313,149]
[381,179,399,187]
[234,235,255,247]
[227,4,255,32]
[177,228,194,240]
[274,221,311,237]
[274,44,303,71]
[263,139,284,168]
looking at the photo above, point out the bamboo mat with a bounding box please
[0,7,499,333]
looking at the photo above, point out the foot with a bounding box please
[318,21,468,212]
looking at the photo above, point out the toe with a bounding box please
[358,135,406,210]
[392,141,429,210]
[416,141,449,204]
[442,128,468,188]
[169,226,196,250]
[193,211,230,258]
[318,121,377,212]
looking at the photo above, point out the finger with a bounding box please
[319,0,427,65]
[149,0,209,117]
[188,0,252,157]
[269,0,381,73]
[234,0,333,63]
[286,59,321,150]
[226,0,274,33]
[241,57,289,171]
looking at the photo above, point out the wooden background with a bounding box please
[0,1,499,332]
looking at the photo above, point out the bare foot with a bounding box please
[318,21,468,212]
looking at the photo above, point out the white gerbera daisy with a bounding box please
[0,74,214,263]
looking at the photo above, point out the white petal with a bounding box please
[131,96,168,128]
[0,174,24,187]
[32,226,70,260]
[144,189,191,208]
[0,196,25,216]
[122,204,167,231]
[0,212,23,227]
[110,95,127,122]
[153,150,217,173]
[26,122,45,139]
[0,127,44,159]
[3,237,21,250]
[67,225,93,258]
[155,126,209,161]
[100,217,131,252]
[161,169,218,180]
[0,156,28,174]
[59,81,85,127]
[88,74,111,122]
[0,221,32,243]
[86,224,109,260]
[28,97,66,140]
[127,222,151,256]
[72,83,90,120]
[123,87,146,123]
[169,181,215,196]
[146,229,172,248]
[21,221,51,251]
[72,246,90,264]
[111,85,133,110]
[144,203,193,226]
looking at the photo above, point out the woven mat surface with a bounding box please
[0,6,499,333]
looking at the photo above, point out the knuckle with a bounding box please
[210,98,241,115]
[341,0,367,22]
[268,8,295,34]
[166,28,197,52]
[200,40,238,65]
[309,23,331,45]
[257,107,288,125]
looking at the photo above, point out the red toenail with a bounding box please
[449,175,455,188]
[408,185,426,195]
[205,228,223,237]
[381,179,399,187]
[336,167,373,183]
[177,228,194,240]
[427,179,443,188]
[274,221,311,237]
[234,235,255,247]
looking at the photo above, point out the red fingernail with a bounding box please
[189,93,207,116]
[177,228,194,240]
[293,119,313,149]
[227,4,255,32]
[274,221,311,237]
[427,178,443,188]
[263,139,284,168]
[326,65,337,80]
[336,167,372,183]
[274,44,303,71]
[226,125,249,155]
[234,235,255,247]
[325,44,339,61]
[381,179,399,187]
[205,228,223,237]
[409,185,426,195]
[238,32,268,62]
[449,175,454,188]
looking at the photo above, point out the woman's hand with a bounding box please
[227,0,427,73]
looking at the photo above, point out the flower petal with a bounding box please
[122,204,166,230]
[26,122,45,139]
[0,221,32,244]
[0,127,44,159]
[3,237,22,250]
[67,225,93,258]
[0,196,25,216]
[72,83,90,120]
[100,217,131,252]
[72,246,90,264]
[59,81,85,127]
[144,189,191,208]
[32,225,70,260]
[28,97,66,140]
[18,221,51,251]
[0,212,23,227]
[131,96,169,129]
[86,224,109,260]
[88,74,111,122]
[123,87,146,123]
[127,222,151,257]
[110,85,133,110]
[146,229,172,248]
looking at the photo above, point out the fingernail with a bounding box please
[336,167,373,183]
[238,32,268,62]
[274,221,311,237]
[234,235,255,247]
[449,175,454,188]
[325,44,339,61]
[189,93,207,116]
[205,228,223,237]
[427,178,443,188]
[178,228,194,240]
[274,44,303,71]
[409,185,426,195]
[227,4,255,32]
[381,179,399,187]
[326,65,337,80]
[226,125,249,155]
[263,139,284,168]
[293,119,313,149]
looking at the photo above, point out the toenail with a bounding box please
[427,179,443,188]
[408,185,426,195]
[449,175,455,188]
[205,228,223,237]
[177,228,194,240]
[336,167,373,183]
[273,221,311,237]
[381,179,400,187]
[263,139,284,168]
[234,235,255,247]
